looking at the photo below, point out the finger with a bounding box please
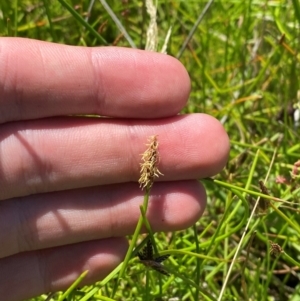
[0,238,127,301]
[0,38,190,123]
[0,114,229,200]
[0,181,205,258]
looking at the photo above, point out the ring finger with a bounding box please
[0,180,205,258]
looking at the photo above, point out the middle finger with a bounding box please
[0,114,228,200]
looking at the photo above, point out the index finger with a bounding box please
[0,38,190,123]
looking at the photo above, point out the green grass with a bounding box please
[1,0,300,300]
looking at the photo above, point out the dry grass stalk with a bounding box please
[145,0,158,51]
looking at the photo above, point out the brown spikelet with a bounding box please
[112,33,124,46]
[138,239,170,276]
[138,135,163,190]
[292,160,300,178]
[269,240,283,257]
[258,180,270,211]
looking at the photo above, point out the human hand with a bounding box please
[0,38,229,301]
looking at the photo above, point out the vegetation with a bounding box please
[1,0,300,300]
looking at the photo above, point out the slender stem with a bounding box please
[115,186,151,292]
[58,271,88,301]
[193,224,200,300]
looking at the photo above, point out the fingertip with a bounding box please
[149,180,207,231]
[159,54,191,114]
[91,47,191,118]
[196,114,230,176]
[156,114,230,179]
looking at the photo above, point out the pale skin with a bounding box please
[0,38,230,301]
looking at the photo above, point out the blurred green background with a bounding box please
[1,1,300,300]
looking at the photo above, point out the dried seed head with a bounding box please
[138,135,163,190]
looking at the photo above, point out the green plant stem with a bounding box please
[58,270,88,301]
[114,186,151,296]
[193,224,200,301]
[204,178,283,203]
[57,0,107,45]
